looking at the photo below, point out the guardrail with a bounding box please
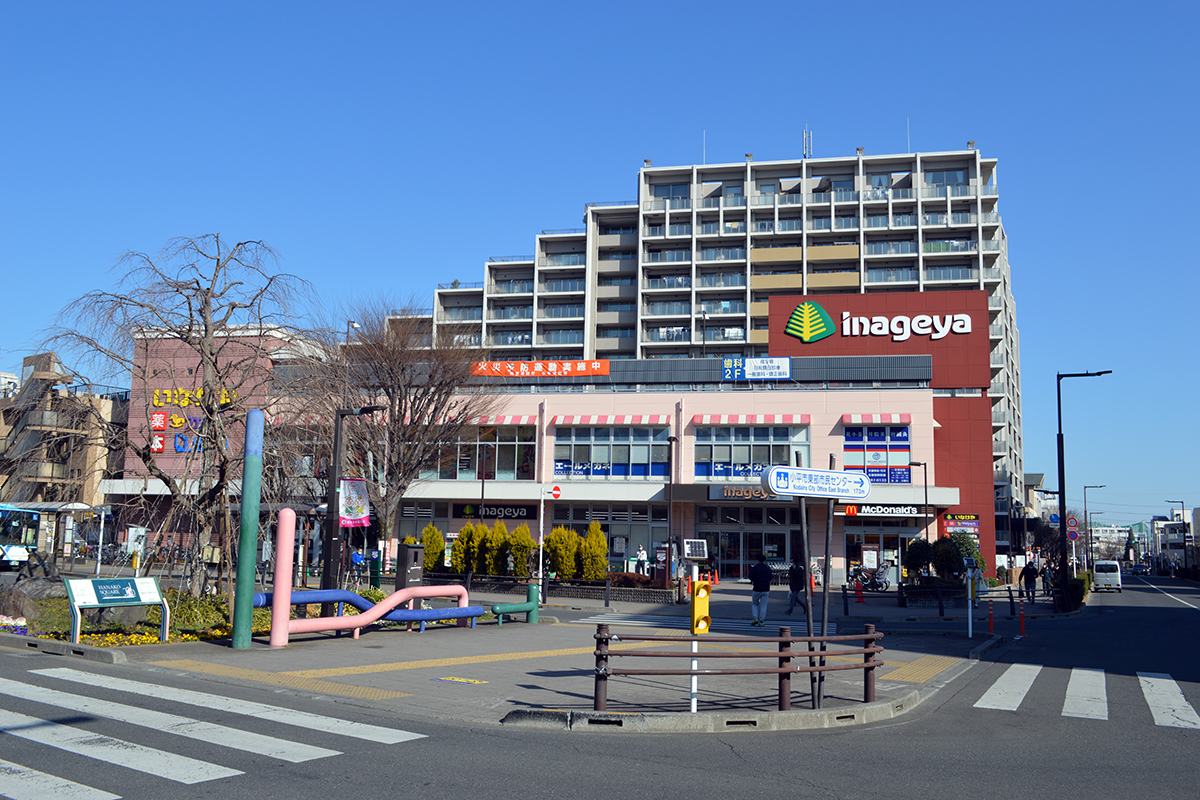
[593,623,884,712]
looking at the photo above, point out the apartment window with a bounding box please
[554,426,671,479]
[599,251,636,261]
[653,184,689,199]
[843,425,911,484]
[597,327,634,338]
[599,301,635,312]
[693,426,808,480]
[599,275,637,287]
[600,225,636,235]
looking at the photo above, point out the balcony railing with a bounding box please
[488,333,532,346]
[864,216,890,229]
[808,192,830,204]
[920,186,949,199]
[438,280,484,290]
[983,267,1002,281]
[645,225,664,237]
[780,192,803,206]
[669,224,692,236]
[980,185,999,196]
[951,212,977,225]
[669,198,691,210]
[699,300,747,315]
[892,214,916,226]
[980,211,1001,224]
[541,279,587,293]
[489,307,533,320]
[752,221,775,233]
[866,268,919,283]
[643,275,692,290]
[988,296,1003,310]
[539,331,585,345]
[862,187,890,201]
[703,327,746,342]
[723,223,746,234]
[645,250,692,263]
[541,305,585,319]
[699,223,719,235]
[865,241,917,256]
[643,302,691,316]
[950,185,977,198]
[777,219,802,232]
[809,218,832,231]
[892,188,915,200]
[834,217,859,230]
[490,281,534,294]
[539,254,586,267]
[924,240,978,253]
[833,189,859,202]
[752,194,776,206]
[643,327,691,343]
[699,248,746,261]
[438,309,483,321]
[989,324,1004,337]
[923,213,948,226]
[696,273,747,288]
[723,195,747,208]
[981,240,1002,252]
[925,266,979,282]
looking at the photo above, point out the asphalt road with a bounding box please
[1,575,1196,799]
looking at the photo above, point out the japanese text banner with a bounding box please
[471,360,610,378]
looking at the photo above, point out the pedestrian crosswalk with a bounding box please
[972,663,1200,729]
[0,667,425,799]
[572,612,837,636]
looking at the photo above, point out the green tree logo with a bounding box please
[785,301,835,343]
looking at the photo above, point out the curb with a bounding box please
[0,631,127,664]
[967,634,1003,660]
[500,689,922,733]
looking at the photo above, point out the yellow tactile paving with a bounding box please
[148,659,413,699]
[882,654,960,683]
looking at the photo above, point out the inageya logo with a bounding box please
[785,301,835,343]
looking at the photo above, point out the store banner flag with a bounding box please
[339,478,370,527]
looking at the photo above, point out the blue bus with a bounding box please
[0,504,39,570]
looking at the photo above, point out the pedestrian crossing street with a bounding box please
[973,663,1200,729]
[0,667,425,799]
[572,612,837,636]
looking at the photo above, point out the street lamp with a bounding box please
[1056,370,1111,605]
[1088,511,1105,564]
[909,460,930,586]
[321,405,385,616]
[1083,484,1105,572]
[1166,500,1187,570]
[668,434,679,598]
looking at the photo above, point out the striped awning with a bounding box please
[691,414,810,425]
[552,415,671,425]
[841,414,912,424]
[472,415,539,425]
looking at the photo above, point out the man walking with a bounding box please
[1018,561,1038,603]
[785,555,806,615]
[748,554,773,626]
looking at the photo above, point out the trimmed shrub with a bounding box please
[508,524,535,577]
[580,521,608,580]
[482,521,510,575]
[450,523,478,574]
[421,524,445,573]
[932,536,962,578]
[544,526,579,579]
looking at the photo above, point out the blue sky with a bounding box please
[2,2,1196,526]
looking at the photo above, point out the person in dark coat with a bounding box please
[748,554,773,626]
[785,556,807,615]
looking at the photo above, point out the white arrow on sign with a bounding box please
[761,466,872,500]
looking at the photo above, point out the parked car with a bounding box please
[1132,563,1151,576]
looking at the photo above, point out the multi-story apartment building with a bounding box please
[409,147,1023,580]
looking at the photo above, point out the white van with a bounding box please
[1093,561,1123,592]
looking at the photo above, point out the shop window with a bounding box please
[694,426,806,480]
[554,426,671,480]
[698,506,718,524]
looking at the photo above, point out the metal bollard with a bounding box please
[988,599,994,634]
[1019,600,1025,636]
[594,624,609,711]
[863,624,877,703]
[842,583,850,616]
[778,626,792,711]
[1007,585,1016,616]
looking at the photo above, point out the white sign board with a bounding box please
[762,466,872,500]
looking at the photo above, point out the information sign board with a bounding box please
[762,466,871,500]
[64,577,170,644]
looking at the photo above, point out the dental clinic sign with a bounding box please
[769,290,990,390]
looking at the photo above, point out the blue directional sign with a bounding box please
[1050,514,1060,524]
[761,466,872,500]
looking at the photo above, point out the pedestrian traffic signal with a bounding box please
[690,580,711,634]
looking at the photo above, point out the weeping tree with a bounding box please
[43,234,311,596]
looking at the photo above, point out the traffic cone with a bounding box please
[855,580,865,603]
[712,567,720,587]
[810,572,817,593]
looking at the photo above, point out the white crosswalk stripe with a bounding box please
[0,667,428,799]
[572,612,837,635]
[972,664,1200,729]
[973,663,1042,711]
[32,668,425,744]
[0,757,120,800]
[1138,672,1200,729]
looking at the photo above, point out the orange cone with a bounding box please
[712,567,720,587]
[810,572,817,593]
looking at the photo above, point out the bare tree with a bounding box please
[297,297,500,563]
[44,234,312,593]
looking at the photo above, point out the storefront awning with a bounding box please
[471,415,539,425]
[552,415,671,425]
[841,414,911,424]
[691,414,810,425]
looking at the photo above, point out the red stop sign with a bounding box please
[551,486,561,499]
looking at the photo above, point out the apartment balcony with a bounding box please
[808,218,831,231]
[539,305,585,320]
[699,247,747,262]
[990,324,1004,338]
[439,280,485,290]
[834,217,859,230]
[988,296,1004,310]
[643,302,691,317]
[723,195,747,208]
[15,462,71,482]
[540,279,587,294]
[643,275,692,291]
[990,351,1006,367]
[988,379,1007,397]
[751,194,776,207]
[538,254,586,267]
[807,243,860,261]
[833,189,859,203]
[698,300,747,316]
[751,246,803,264]
[992,410,1008,427]
[779,192,803,206]
[722,222,747,235]
[645,249,692,264]
[807,271,860,290]
[980,185,999,197]
[749,301,770,318]
[644,225,664,238]
[983,267,1002,282]
[864,241,917,256]
[924,240,979,254]
[925,266,979,282]
[864,216,889,229]
[749,329,769,345]
[923,213,949,226]
[489,281,534,295]
[862,187,890,202]
[750,273,805,292]
[696,273,747,289]
[487,333,533,347]
[438,309,483,322]
[865,268,919,284]
[808,192,831,204]
[643,327,691,343]
[776,219,802,232]
[538,330,585,346]
[668,224,692,237]
[892,214,917,227]
[643,198,692,211]
[446,334,481,347]
[701,326,746,342]
[751,221,775,233]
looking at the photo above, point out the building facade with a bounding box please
[402,147,1021,579]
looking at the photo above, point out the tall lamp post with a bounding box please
[321,405,385,616]
[668,435,679,598]
[909,460,930,585]
[1056,370,1111,602]
[1083,484,1105,572]
[1166,500,1187,570]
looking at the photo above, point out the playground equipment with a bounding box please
[267,509,483,646]
[490,583,540,625]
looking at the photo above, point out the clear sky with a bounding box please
[2,2,1196,527]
